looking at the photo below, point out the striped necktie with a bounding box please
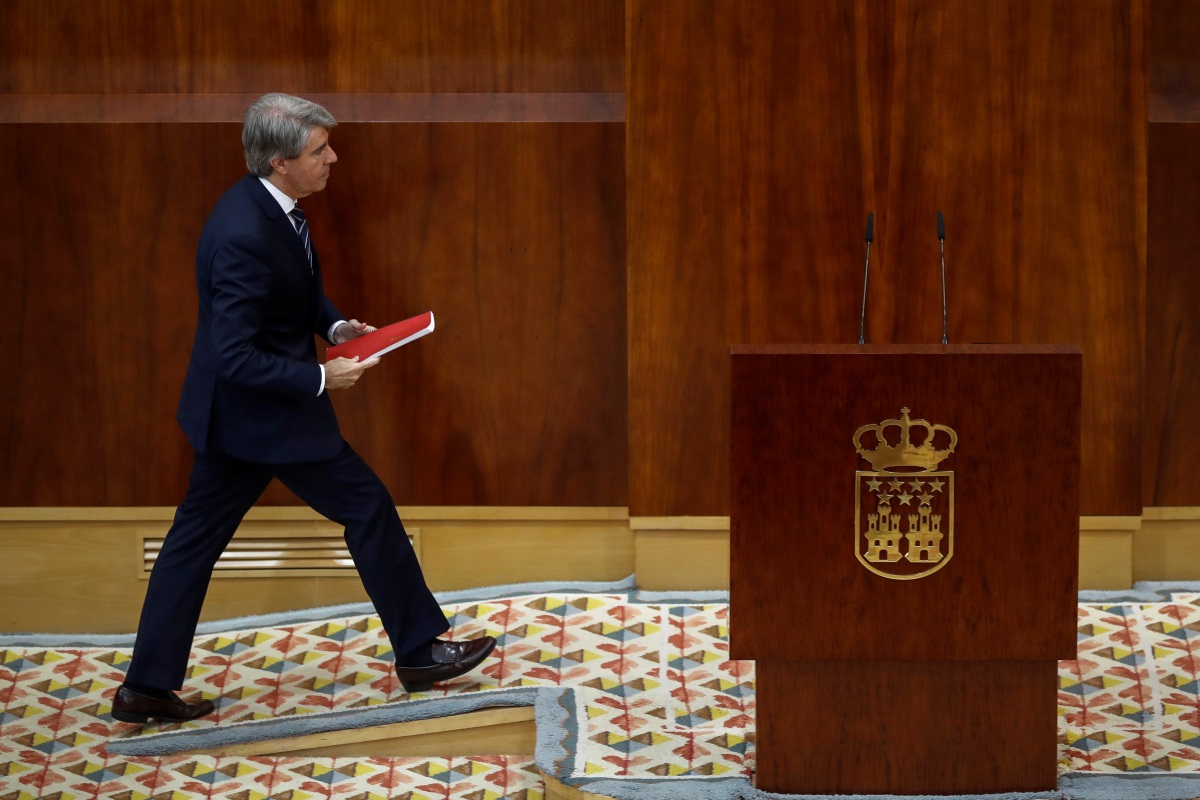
[288,205,312,271]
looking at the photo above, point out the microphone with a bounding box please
[858,213,874,344]
[937,210,948,345]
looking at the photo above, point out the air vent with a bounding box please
[140,527,419,578]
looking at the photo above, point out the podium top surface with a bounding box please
[730,343,1081,356]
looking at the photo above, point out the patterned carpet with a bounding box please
[3,586,1200,799]
[1065,596,1200,772]
[0,589,748,799]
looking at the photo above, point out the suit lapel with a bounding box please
[243,174,314,273]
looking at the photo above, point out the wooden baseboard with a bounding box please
[1079,516,1140,590]
[632,516,729,591]
[631,512,1199,592]
[4,506,1199,633]
[0,506,631,633]
[1135,507,1200,582]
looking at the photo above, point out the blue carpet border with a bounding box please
[0,575,641,647]
[106,686,541,757]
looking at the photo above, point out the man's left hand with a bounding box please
[333,319,376,344]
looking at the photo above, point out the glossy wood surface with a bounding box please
[0,1,623,93]
[1,0,1171,520]
[730,347,1081,662]
[755,660,1058,794]
[1144,124,1200,506]
[1149,0,1200,121]
[628,0,1144,517]
[0,94,626,124]
[0,123,626,507]
[1143,0,1200,506]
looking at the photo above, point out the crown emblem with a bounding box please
[853,407,957,472]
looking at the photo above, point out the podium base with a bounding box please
[754,659,1059,795]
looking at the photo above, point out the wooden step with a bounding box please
[181,706,536,758]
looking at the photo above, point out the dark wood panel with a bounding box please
[0,126,223,506]
[730,347,1080,662]
[1145,124,1200,506]
[882,0,1145,516]
[627,1,869,517]
[0,93,626,124]
[756,660,1058,794]
[1150,0,1200,120]
[627,0,1144,518]
[0,123,626,507]
[628,1,745,518]
[0,0,623,94]
[313,123,627,507]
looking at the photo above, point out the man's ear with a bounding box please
[270,156,288,175]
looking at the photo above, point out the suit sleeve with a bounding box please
[316,296,345,344]
[209,235,323,398]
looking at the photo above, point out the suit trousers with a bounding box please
[125,441,450,690]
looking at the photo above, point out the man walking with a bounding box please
[112,93,494,724]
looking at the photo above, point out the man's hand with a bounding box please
[333,319,376,345]
[325,356,380,390]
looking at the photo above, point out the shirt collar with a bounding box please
[258,176,297,215]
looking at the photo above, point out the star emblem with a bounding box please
[897,492,914,505]
[928,479,945,492]
[866,477,882,492]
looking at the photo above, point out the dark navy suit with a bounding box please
[126,175,449,690]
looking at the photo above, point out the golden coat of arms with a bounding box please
[853,408,957,580]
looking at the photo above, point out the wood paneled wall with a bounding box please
[0,2,626,508]
[3,0,1191,521]
[1145,0,1200,506]
[628,0,1146,517]
[1,1,623,93]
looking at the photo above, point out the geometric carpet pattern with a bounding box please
[4,588,1200,798]
[1064,596,1200,773]
[0,592,752,798]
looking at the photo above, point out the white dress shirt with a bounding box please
[258,177,346,396]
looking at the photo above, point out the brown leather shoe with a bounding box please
[111,685,216,724]
[395,636,497,693]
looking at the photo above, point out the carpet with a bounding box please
[4,579,1200,799]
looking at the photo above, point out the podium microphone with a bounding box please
[937,210,948,345]
[858,212,874,344]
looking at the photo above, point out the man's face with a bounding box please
[271,127,337,199]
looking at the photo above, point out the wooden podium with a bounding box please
[730,345,1081,795]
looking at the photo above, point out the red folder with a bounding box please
[325,311,435,362]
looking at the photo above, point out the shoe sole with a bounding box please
[400,638,497,693]
[112,705,214,724]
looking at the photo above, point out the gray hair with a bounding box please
[242,93,337,177]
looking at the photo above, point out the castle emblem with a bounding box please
[853,408,957,580]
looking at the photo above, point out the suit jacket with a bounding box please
[177,174,345,463]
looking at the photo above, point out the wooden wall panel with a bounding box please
[0,123,626,507]
[1145,1,1200,505]
[1145,124,1200,506]
[880,1,1145,516]
[628,0,1145,518]
[0,125,223,506]
[1150,0,1200,120]
[315,123,627,507]
[0,0,624,94]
